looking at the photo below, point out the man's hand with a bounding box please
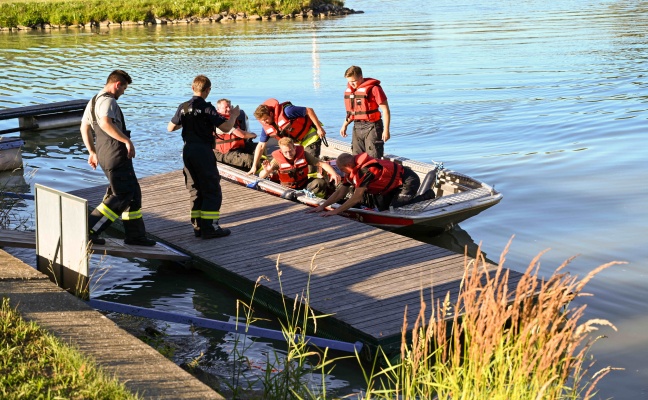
[306,205,325,214]
[88,153,98,169]
[382,128,390,142]
[229,105,241,119]
[126,139,135,158]
[329,172,341,186]
[317,127,327,138]
[340,124,348,138]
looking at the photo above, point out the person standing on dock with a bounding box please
[339,66,390,159]
[80,69,156,246]
[248,98,327,175]
[258,137,341,198]
[214,98,258,172]
[167,75,240,239]
[308,152,434,216]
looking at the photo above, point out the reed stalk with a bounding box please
[357,239,623,399]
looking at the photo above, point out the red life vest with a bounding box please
[344,78,382,123]
[215,132,245,154]
[347,153,403,195]
[272,145,309,189]
[259,98,314,142]
[215,112,246,154]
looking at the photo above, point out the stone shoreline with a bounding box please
[0,4,362,31]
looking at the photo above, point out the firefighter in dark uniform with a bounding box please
[80,69,156,246]
[167,75,240,239]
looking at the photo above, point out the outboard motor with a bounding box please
[416,167,438,196]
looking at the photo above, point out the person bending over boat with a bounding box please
[248,98,327,175]
[258,137,341,198]
[167,75,240,239]
[308,152,434,217]
[80,69,156,246]
[339,66,390,159]
[214,98,258,172]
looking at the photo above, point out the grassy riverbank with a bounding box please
[0,298,139,399]
[0,0,347,29]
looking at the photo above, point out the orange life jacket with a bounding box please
[272,145,309,189]
[347,153,403,195]
[344,78,382,122]
[259,98,314,142]
[215,112,247,154]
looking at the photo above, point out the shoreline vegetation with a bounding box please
[0,298,139,399]
[0,0,358,31]
[0,242,620,398]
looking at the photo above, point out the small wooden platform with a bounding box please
[71,171,524,347]
[0,229,190,262]
[0,99,88,121]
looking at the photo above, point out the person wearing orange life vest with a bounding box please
[248,98,327,175]
[308,152,434,217]
[214,98,258,172]
[339,66,390,159]
[258,137,341,198]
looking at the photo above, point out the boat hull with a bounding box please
[217,139,502,231]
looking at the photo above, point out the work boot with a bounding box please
[201,220,231,239]
[88,232,105,245]
[124,236,157,246]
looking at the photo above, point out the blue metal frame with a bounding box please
[87,299,363,353]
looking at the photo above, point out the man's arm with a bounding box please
[307,184,351,213]
[99,116,135,158]
[317,160,341,186]
[258,159,278,179]
[340,118,350,138]
[231,128,256,140]
[322,185,366,216]
[379,101,390,142]
[305,107,326,138]
[80,121,98,169]
[248,141,267,174]
[214,105,241,132]
[167,121,181,132]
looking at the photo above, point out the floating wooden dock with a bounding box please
[0,99,87,134]
[70,171,524,348]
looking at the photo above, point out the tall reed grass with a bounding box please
[226,250,349,399]
[356,240,623,399]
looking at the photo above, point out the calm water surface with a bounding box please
[1,0,647,397]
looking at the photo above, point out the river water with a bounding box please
[1,0,647,397]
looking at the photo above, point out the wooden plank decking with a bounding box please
[71,171,524,346]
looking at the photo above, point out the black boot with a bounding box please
[124,218,157,246]
[88,231,105,245]
[201,219,231,239]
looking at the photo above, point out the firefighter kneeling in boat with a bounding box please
[308,152,435,216]
[258,137,340,198]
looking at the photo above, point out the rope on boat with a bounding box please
[294,188,319,199]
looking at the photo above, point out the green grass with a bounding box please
[0,297,140,399]
[0,0,345,28]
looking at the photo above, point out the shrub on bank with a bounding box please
[0,0,348,29]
